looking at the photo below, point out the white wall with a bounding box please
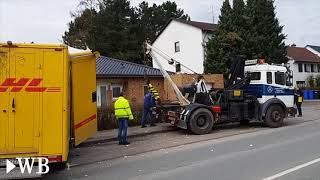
[288,60,320,87]
[152,20,205,74]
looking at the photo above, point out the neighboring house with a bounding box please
[152,19,216,74]
[287,46,320,87]
[306,45,320,57]
[96,57,165,110]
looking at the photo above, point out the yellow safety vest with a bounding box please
[148,84,160,101]
[114,96,134,120]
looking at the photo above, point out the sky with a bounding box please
[0,0,319,47]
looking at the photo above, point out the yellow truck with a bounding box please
[0,42,98,164]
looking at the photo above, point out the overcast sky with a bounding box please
[0,0,319,47]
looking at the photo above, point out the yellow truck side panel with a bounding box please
[71,52,97,146]
[0,48,9,155]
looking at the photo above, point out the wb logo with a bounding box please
[6,158,49,174]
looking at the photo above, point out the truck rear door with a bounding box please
[8,47,41,154]
[70,52,97,146]
[0,47,9,155]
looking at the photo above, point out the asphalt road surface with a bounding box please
[44,113,320,180]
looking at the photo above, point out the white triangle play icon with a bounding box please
[6,160,16,173]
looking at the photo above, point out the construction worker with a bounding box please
[141,91,156,128]
[114,92,133,145]
[294,88,304,117]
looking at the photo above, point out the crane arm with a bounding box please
[145,42,190,106]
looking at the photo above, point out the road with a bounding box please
[44,105,320,180]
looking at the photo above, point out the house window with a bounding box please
[296,81,306,87]
[298,63,303,72]
[174,41,180,52]
[275,72,285,85]
[112,85,123,100]
[318,64,320,72]
[267,72,272,84]
[100,86,107,108]
[311,64,316,72]
[305,64,311,72]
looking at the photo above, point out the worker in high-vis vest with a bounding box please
[294,88,304,117]
[114,92,133,145]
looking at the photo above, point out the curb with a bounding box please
[81,126,177,147]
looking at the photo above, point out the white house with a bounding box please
[152,19,216,74]
[287,46,320,87]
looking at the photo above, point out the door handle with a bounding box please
[2,110,6,113]
[12,98,15,112]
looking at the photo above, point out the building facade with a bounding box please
[152,19,216,74]
[287,46,320,87]
[96,57,165,110]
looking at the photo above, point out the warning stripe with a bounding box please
[75,114,96,129]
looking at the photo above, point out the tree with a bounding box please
[87,0,143,63]
[62,8,97,49]
[205,0,287,74]
[63,0,190,64]
[218,0,233,31]
[204,0,242,74]
[245,0,287,63]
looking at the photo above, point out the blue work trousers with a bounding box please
[118,118,128,143]
[142,108,154,126]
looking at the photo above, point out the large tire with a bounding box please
[240,119,250,125]
[264,105,284,128]
[188,108,214,135]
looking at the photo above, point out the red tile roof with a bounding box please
[287,46,320,63]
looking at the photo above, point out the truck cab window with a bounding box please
[267,72,272,84]
[275,72,285,85]
[250,72,261,80]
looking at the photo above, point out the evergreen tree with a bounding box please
[62,8,97,49]
[245,0,287,63]
[219,0,233,31]
[87,0,142,63]
[205,0,242,74]
[63,0,189,64]
[205,0,287,74]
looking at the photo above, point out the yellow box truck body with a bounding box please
[0,43,97,163]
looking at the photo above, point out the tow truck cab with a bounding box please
[244,63,296,119]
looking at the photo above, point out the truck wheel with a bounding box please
[240,119,250,125]
[265,105,284,128]
[188,108,214,135]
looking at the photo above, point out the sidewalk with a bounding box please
[83,122,176,146]
[303,99,320,106]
